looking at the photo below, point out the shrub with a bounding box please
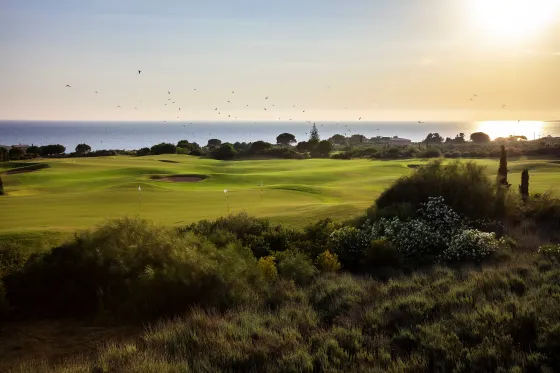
[418,148,442,158]
[4,218,261,320]
[183,213,297,258]
[258,256,278,282]
[370,197,464,264]
[150,143,177,155]
[212,143,237,160]
[249,140,272,154]
[374,160,497,220]
[0,280,8,320]
[274,250,318,285]
[316,251,341,273]
[136,147,150,156]
[0,176,3,196]
[329,227,372,271]
[189,149,204,156]
[441,229,502,263]
[539,244,560,262]
[363,238,402,270]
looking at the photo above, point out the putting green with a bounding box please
[0,156,559,233]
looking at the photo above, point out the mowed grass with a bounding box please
[1,155,559,234]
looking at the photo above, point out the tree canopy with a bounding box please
[177,140,190,148]
[207,139,222,147]
[424,133,444,145]
[317,140,333,157]
[276,133,297,146]
[470,132,491,143]
[40,144,66,156]
[213,143,237,160]
[75,143,92,155]
[329,134,347,146]
[249,141,272,154]
[309,124,320,142]
[150,143,177,155]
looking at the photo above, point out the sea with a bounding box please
[1,121,559,151]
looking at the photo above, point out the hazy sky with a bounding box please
[1,0,559,121]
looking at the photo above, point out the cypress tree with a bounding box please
[0,175,4,195]
[498,145,510,188]
[519,169,529,204]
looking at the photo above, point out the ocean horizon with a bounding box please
[1,120,559,152]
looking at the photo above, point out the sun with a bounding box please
[470,0,560,39]
[476,121,544,140]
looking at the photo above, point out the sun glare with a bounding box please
[470,0,560,39]
[476,121,544,140]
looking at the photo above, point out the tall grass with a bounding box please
[12,250,559,373]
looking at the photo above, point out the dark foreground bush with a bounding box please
[373,160,497,220]
[182,213,300,258]
[4,218,263,320]
[26,251,560,373]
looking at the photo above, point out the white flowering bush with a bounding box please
[367,197,464,264]
[441,229,502,263]
[365,197,500,265]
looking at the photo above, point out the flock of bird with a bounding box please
[63,70,552,142]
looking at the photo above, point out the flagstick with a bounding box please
[138,185,142,214]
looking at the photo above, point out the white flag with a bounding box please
[224,189,228,194]
[138,185,142,192]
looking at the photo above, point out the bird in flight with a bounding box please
[138,70,141,74]
[134,107,138,110]
[65,85,71,88]
[116,105,121,108]
[265,96,268,100]
[359,117,362,120]
[215,108,218,110]
[168,91,171,94]
[232,91,235,94]
[418,121,424,124]
[179,108,181,110]
[94,91,98,94]
[264,108,267,110]
[502,104,506,109]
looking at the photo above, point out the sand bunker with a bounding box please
[152,174,207,183]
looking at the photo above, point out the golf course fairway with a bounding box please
[1,155,559,234]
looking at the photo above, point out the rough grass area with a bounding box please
[0,157,558,233]
[9,251,560,373]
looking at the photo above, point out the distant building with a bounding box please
[10,144,30,153]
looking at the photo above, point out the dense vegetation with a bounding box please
[1,157,560,372]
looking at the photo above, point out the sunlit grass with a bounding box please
[0,155,559,233]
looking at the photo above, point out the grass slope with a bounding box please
[0,156,559,233]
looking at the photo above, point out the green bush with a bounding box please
[328,227,372,271]
[418,148,442,158]
[150,142,177,155]
[316,250,341,273]
[183,213,297,258]
[258,256,278,282]
[363,238,402,271]
[4,218,262,320]
[136,147,150,156]
[274,249,318,285]
[212,143,237,160]
[374,160,497,220]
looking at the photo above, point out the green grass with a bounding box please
[1,156,559,233]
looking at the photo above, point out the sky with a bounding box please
[1,0,559,122]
